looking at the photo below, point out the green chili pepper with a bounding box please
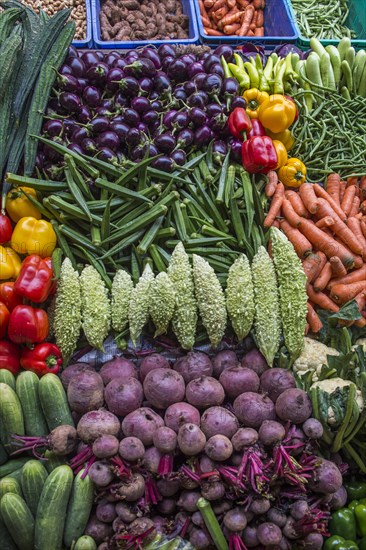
[328,509,357,542]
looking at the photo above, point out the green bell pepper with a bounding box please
[355,504,366,538]
[359,536,366,550]
[329,509,357,542]
[324,535,359,550]
[345,482,366,500]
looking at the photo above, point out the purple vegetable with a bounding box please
[139,48,161,70]
[189,107,207,127]
[82,86,101,108]
[131,97,150,114]
[68,57,86,78]
[302,418,324,439]
[194,125,213,147]
[82,51,100,68]
[258,420,286,446]
[173,351,213,383]
[122,408,164,446]
[143,368,185,409]
[219,367,260,400]
[67,371,104,414]
[43,119,64,138]
[96,501,117,524]
[96,131,120,152]
[275,388,312,424]
[177,423,206,456]
[233,392,276,428]
[164,402,201,433]
[231,427,258,451]
[153,427,177,454]
[78,105,92,124]
[309,459,343,494]
[260,368,297,403]
[92,434,119,459]
[200,406,239,439]
[205,435,233,462]
[171,149,186,165]
[124,58,156,78]
[186,376,224,409]
[59,92,81,113]
[214,45,234,62]
[119,437,145,462]
[257,522,282,546]
[241,348,269,376]
[77,409,120,443]
[104,378,143,417]
[224,508,247,532]
[154,133,176,154]
[88,460,114,488]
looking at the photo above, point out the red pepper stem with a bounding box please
[46,355,57,367]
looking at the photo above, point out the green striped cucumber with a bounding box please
[73,535,97,550]
[0,370,15,390]
[0,443,8,465]
[0,476,22,499]
[63,469,94,547]
[0,493,34,550]
[35,465,73,550]
[38,373,74,431]
[5,468,23,483]
[0,516,17,550]
[44,450,67,473]
[20,460,48,516]
[0,458,30,479]
[16,371,48,437]
[0,383,24,453]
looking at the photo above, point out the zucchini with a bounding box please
[0,458,30,479]
[20,460,48,516]
[0,476,22,499]
[0,370,15,390]
[0,493,34,550]
[63,469,94,548]
[38,373,74,431]
[0,383,24,453]
[0,516,17,550]
[24,20,75,176]
[16,371,48,437]
[73,536,97,550]
[35,465,73,550]
[44,450,67,473]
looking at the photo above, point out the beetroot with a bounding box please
[233,392,276,428]
[302,418,324,439]
[77,409,120,443]
[139,354,170,382]
[258,420,286,446]
[309,458,343,494]
[164,402,201,432]
[189,528,211,550]
[173,351,213,383]
[200,406,239,439]
[60,362,95,390]
[122,407,164,446]
[143,368,185,409]
[257,522,282,546]
[241,348,268,376]
[260,368,296,402]
[85,515,113,544]
[212,350,238,378]
[152,426,177,453]
[104,377,143,417]
[96,501,117,523]
[219,366,260,400]
[157,478,180,497]
[88,460,114,487]
[115,503,137,523]
[117,473,146,501]
[185,376,225,409]
[275,388,312,424]
[201,480,225,501]
[223,508,247,532]
[67,370,104,413]
[177,423,206,456]
[177,490,201,512]
[92,434,119,458]
[143,446,162,474]
[231,428,258,451]
[205,435,233,461]
[99,357,137,386]
[119,437,145,462]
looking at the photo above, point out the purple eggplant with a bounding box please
[203,54,221,73]
[87,62,109,84]
[111,121,129,140]
[184,81,197,96]
[95,51,104,61]
[212,140,227,165]
[228,137,242,162]
[150,91,159,100]
[95,106,112,116]
[35,152,45,169]
[222,77,240,109]
[59,92,81,113]
[82,86,101,108]
[82,51,101,68]
[163,110,178,130]
[63,119,78,137]
[68,57,86,78]
[162,55,175,72]
[194,125,213,147]
[203,74,222,97]
[154,133,176,154]
[214,45,234,62]
[78,105,92,124]
[124,108,140,127]
[67,45,78,59]
[208,112,228,132]
[171,149,187,166]
[81,138,97,154]
[71,127,90,144]
[172,111,189,131]
[104,52,121,66]
[154,72,172,96]
[124,58,156,78]
[180,54,197,65]
[131,97,150,114]
[158,44,176,58]
[187,62,204,79]
[137,122,148,134]
[126,128,142,147]
[187,91,208,109]
[152,156,174,172]
[89,116,110,134]
[189,107,207,127]
[193,73,207,90]
[96,131,120,152]
[206,103,223,118]
[118,76,139,97]
[58,73,81,93]
[176,128,194,149]
[106,68,124,91]
[142,110,159,127]
[139,47,161,69]
[112,58,127,70]
[43,120,63,137]
[59,64,72,76]
[98,147,118,163]
[125,51,139,64]
[150,100,163,112]
[67,143,84,155]
[231,96,247,110]
[173,87,187,102]
[167,59,187,81]
[139,77,154,95]
[114,92,129,109]
[210,64,225,78]
[77,78,88,90]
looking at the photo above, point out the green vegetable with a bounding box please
[0,493,34,550]
[226,254,255,342]
[0,458,30,479]
[329,508,357,542]
[80,265,111,351]
[15,371,48,437]
[345,481,366,501]
[63,469,94,548]
[38,373,74,431]
[355,504,366,537]
[111,269,134,333]
[128,263,154,345]
[20,460,48,516]
[0,477,22,499]
[0,515,17,550]
[149,272,176,338]
[324,536,358,550]
[0,369,15,390]
[73,536,97,550]
[0,383,24,453]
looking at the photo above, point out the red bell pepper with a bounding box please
[241,136,278,174]
[228,108,252,141]
[14,255,54,304]
[0,282,23,311]
[247,119,266,139]
[8,305,49,344]
[0,340,21,374]
[0,302,10,339]
[0,214,12,244]
[20,343,62,376]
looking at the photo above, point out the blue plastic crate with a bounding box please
[194,0,298,47]
[91,0,199,49]
[73,0,93,48]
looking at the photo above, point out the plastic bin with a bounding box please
[194,0,298,47]
[91,0,199,49]
[73,0,93,48]
[287,0,366,50]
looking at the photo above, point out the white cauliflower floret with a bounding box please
[311,378,364,426]
[292,337,339,382]
[354,338,366,353]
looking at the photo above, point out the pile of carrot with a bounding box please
[198,0,265,37]
[264,171,366,334]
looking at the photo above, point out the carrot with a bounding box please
[307,283,339,312]
[265,171,278,198]
[313,262,332,292]
[339,180,346,204]
[347,216,366,253]
[256,9,264,27]
[204,27,224,35]
[204,0,215,7]
[355,317,366,328]
[272,220,280,228]
[313,183,347,222]
[341,185,357,216]
[354,290,366,312]
[315,199,363,255]
[302,253,322,283]
[307,303,323,333]
[361,200,366,214]
[254,26,264,36]
[237,4,255,36]
[209,0,226,11]
[298,184,320,214]
[263,182,285,228]
[316,216,335,229]
[330,281,366,304]
[224,22,241,33]
[330,256,347,278]
[325,173,341,205]
[219,7,242,27]
[332,234,363,268]
[298,218,355,268]
[280,220,312,259]
[282,198,302,227]
[349,196,361,218]
[361,176,366,190]
[227,0,237,8]
[361,220,366,239]
[285,190,309,218]
[213,6,229,20]
[236,0,250,7]
[202,16,212,27]
[199,0,211,17]
[347,176,358,187]
[327,265,366,289]
[252,0,264,7]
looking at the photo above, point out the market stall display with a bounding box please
[0,0,366,549]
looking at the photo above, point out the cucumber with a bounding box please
[20,460,48,516]
[38,373,74,431]
[338,37,351,61]
[63,469,94,548]
[0,443,8,465]
[44,450,67,473]
[35,465,73,550]
[0,516,17,550]
[0,383,24,453]
[16,371,48,437]
[0,370,15,390]
[0,476,22,499]
[309,37,326,58]
[0,458,30,479]
[326,45,342,87]
[305,53,323,88]
[73,535,97,550]
[0,493,34,550]
[5,468,23,483]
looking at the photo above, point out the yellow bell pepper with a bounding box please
[258,94,297,134]
[278,158,307,188]
[272,140,288,170]
[11,217,57,259]
[0,246,21,280]
[5,187,42,223]
[265,129,295,151]
[243,88,270,119]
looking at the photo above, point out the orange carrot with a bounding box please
[227,0,237,8]
[361,176,366,190]
[285,190,309,218]
[347,176,358,187]
[316,216,335,229]
[341,185,357,216]
[330,256,347,278]
[315,199,363,255]
[347,216,366,253]
[355,317,366,328]
[330,281,366,304]
[361,220,366,239]
[256,9,264,27]
[202,16,212,27]
[204,27,224,35]
[313,183,347,222]
[265,171,278,198]
[302,253,322,283]
[252,0,264,8]
[280,220,312,259]
[297,219,355,268]
[254,26,264,36]
[237,4,255,36]
[199,0,210,16]
[236,0,250,7]
[224,22,241,33]
[272,220,280,229]
[361,200,366,214]
[263,182,285,228]
[354,290,366,312]
[349,196,361,218]
[325,173,341,205]
[307,303,323,333]
[339,180,346,203]
[307,284,339,312]
[219,7,242,28]
[327,265,366,289]
[282,198,302,227]
[299,183,319,214]
[313,262,332,292]
[204,0,215,7]
[332,234,363,268]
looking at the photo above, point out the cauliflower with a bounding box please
[355,338,366,353]
[311,378,364,426]
[292,337,339,382]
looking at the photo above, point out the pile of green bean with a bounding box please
[6,137,267,288]
[291,89,366,181]
[290,0,356,40]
